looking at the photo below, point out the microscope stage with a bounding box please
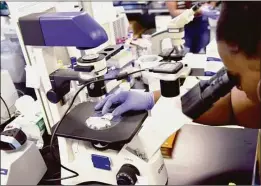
[53,102,147,145]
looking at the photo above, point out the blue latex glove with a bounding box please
[200,6,220,20]
[95,91,155,116]
[104,68,120,79]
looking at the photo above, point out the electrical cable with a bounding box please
[0,89,25,122]
[166,48,175,62]
[43,69,147,182]
[127,69,147,76]
[43,81,101,182]
[16,89,25,96]
[0,95,11,119]
[117,69,148,80]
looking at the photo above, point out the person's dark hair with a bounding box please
[216,2,261,58]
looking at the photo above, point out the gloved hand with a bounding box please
[200,5,220,20]
[95,90,155,116]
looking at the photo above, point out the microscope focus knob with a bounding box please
[116,164,140,185]
[46,90,60,104]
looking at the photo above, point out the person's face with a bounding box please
[217,41,260,103]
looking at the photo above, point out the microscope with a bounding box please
[150,3,202,61]
[148,3,202,80]
[17,11,154,185]
[16,10,238,185]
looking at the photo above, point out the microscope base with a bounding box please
[58,137,168,185]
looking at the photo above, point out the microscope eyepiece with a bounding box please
[181,67,237,119]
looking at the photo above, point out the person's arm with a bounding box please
[230,87,260,128]
[153,90,233,125]
[153,87,260,128]
[193,92,234,126]
[165,1,185,17]
[195,87,260,128]
[153,90,161,102]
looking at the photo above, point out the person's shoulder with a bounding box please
[231,87,261,129]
